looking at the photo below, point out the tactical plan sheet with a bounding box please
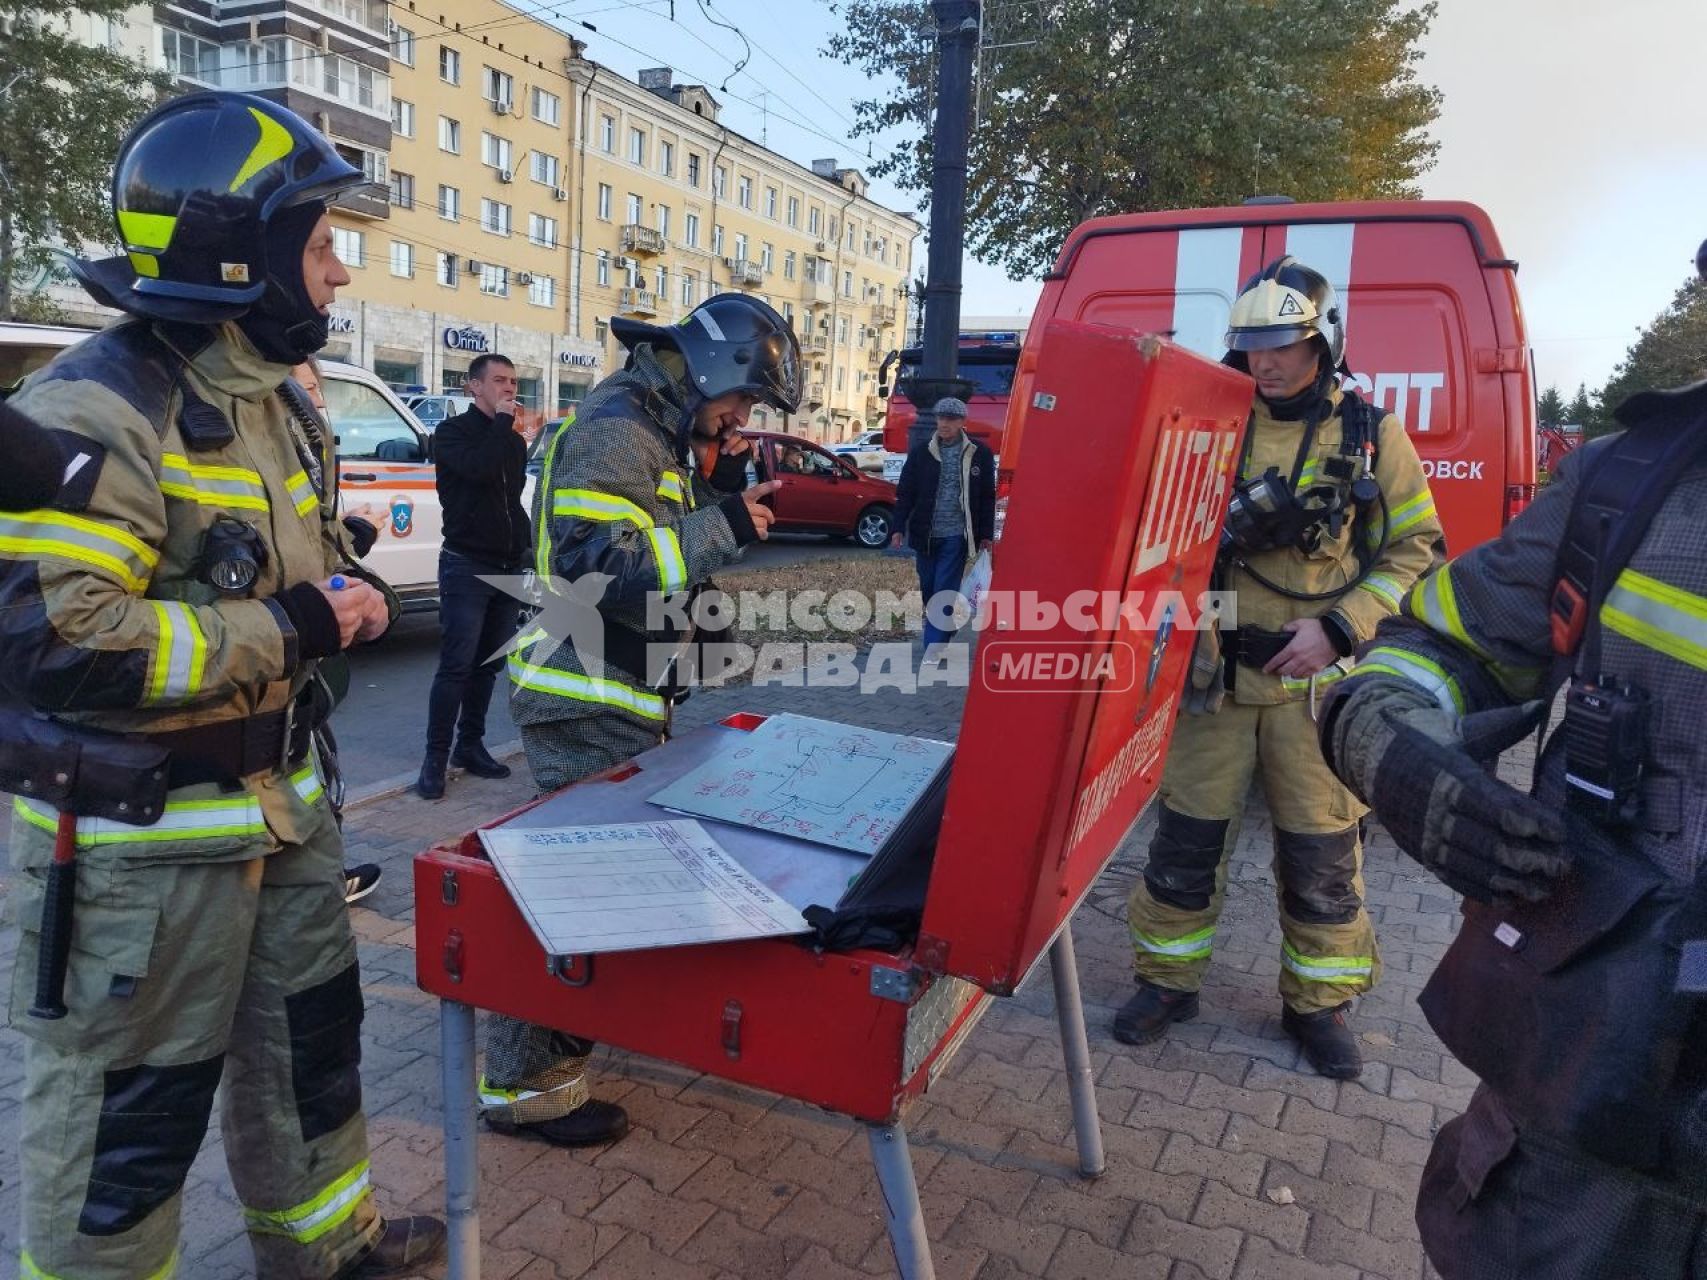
[645,712,954,856]
[479,820,811,957]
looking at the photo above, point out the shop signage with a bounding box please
[327,314,356,334]
[444,325,492,354]
[558,351,599,367]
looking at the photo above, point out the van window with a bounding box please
[896,356,1017,398]
[325,379,426,461]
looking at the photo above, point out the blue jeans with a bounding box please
[914,533,967,649]
[425,549,522,755]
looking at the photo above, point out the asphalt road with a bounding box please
[334,534,884,788]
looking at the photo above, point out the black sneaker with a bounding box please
[343,864,382,905]
[485,1099,629,1147]
[451,741,512,779]
[342,1215,446,1277]
[1282,1001,1363,1080]
[1112,981,1199,1045]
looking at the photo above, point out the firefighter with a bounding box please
[1315,305,1707,1276]
[1116,257,1442,1079]
[0,92,443,1277]
[486,293,797,1145]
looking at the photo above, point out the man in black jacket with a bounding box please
[890,397,996,659]
[417,353,535,798]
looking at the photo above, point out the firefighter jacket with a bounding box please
[1221,386,1441,705]
[509,344,761,731]
[0,320,368,862]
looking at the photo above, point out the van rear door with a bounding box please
[1012,201,1531,554]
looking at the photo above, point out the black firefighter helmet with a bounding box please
[1222,255,1347,374]
[612,293,804,414]
[74,92,365,326]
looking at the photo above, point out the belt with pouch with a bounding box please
[146,686,327,787]
[1226,626,1293,670]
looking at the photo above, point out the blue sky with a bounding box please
[545,0,1706,396]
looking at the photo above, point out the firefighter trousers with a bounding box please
[7,818,380,1280]
[1126,697,1380,1013]
[480,713,661,1125]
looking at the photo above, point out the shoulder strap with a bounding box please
[1335,389,1380,461]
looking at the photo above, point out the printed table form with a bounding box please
[479,819,810,957]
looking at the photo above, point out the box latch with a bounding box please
[721,999,743,1059]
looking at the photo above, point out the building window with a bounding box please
[712,224,724,256]
[786,196,799,228]
[388,21,415,66]
[600,114,615,152]
[481,132,512,171]
[760,242,773,272]
[781,301,794,328]
[480,198,511,236]
[783,250,796,280]
[479,263,508,296]
[680,271,696,307]
[355,147,387,186]
[808,206,821,236]
[389,171,414,209]
[332,227,364,268]
[438,184,459,222]
[836,367,845,391]
[436,251,457,287]
[837,316,849,344]
[659,139,674,177]
[628,127,645,164]
[655,265,666,296]
[596,250,610,287]
[687,153,701,187]
[737,175,752,209]
[439,45,459,84]
[713,165,726,198]
[625,192,642,224]
[529,213,558,248]
[532,86,561,126]
[733,232,748,261]
[391,98,414,136]
[656,205,670,238]
[530,151,559,187]
[484,67,513,106]
[594,319,609,345]
[528,274,555,307]
[843,270,853,297]
[389,240,412,278]
[159,27,219,82]
[684,212,700,248]
[622,256,640,287]
[846,221,857,250]
[764,187,777,219]
[438,116,460,154]
[597,183,612,220]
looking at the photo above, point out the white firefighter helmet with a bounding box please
[1223,256,1346,370]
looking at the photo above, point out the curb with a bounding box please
[343,738,525,812]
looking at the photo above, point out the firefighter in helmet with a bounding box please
[1116,257,1442,1079]
[0,93,443,1277]
[485,293,798,1145]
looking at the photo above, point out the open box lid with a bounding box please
[918,319,1252,994]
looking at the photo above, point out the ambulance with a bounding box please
[1005,199,1536,552]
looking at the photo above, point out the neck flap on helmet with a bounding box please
[236,201,330,366]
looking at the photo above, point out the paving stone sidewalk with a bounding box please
[0,646,1516,1280]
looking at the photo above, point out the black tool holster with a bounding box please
[0,706,172,825]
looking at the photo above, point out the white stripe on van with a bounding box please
[1171,227,1245,360]
[1283,223,1356,334]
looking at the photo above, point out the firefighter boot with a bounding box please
[1282,1002,1363,1080]
[343,1216,447,1277]
[1113,980,1200,1045]
[489,1098,631,1147]
[451,739,512,779]
[415,751,447,799]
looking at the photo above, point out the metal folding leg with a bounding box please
[441,999,481,1279]
[1049,923,1106,1177]
[867,1121,935,1280]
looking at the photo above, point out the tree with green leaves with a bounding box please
[1536,385,1565,427]
[1591,276,1707,436]
[826,0,1441,280]
[0,0,166,319]
[1566,383,1594,430]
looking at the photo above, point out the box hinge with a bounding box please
[869,965,920,1003]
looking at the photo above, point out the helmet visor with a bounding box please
[753,331,803,412]
[1224,323,1319,353]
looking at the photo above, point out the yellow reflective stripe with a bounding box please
[1357,573,1405,610]
[23,1247,177,1279]
[1283,939,1373,981]
[477,1073,585,1105]
[15,794,266,846]
[1294,462,1319,493]
[1385,491,1438,539]
[1356,647,1465,715]
[291,760,324,806]
[161,454,267,485]
[1131,924,1215,960]
[0,510,159,592]
[1603,569,1707,672]
[287,470,319,516]
[507,654,668,721]
[160,454,271,512]
[243,1159,372,1244]
[146,601,206,704]
[552,489,654,527]
[649,527,687,594]
[1408,567,1484,656]
[117,210,177,251]
[656,471,685,502]
[1280,664,1349,694]
[130,252,161,278]
[231,106,296,193]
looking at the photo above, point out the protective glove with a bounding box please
[1182,623,1226,716]
[1322,678,1568,902]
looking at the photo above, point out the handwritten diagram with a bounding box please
[647,713,953,856]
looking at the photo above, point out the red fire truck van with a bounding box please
[1004,200,1536,553]
[879,333,1022,464]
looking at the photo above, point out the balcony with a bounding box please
[804,277,835,307]
[865,343,882,364]
[731,259,764,288]
[621,224,666,255]
[865,395,884,418]
[806,381,826,407]
[871,303,897,327]
[802,332,829,355]
[619,287,660,316]
[332,183,390,220]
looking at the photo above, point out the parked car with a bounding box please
[402,392,474,428]
[743,430,897,548]
[831,428,890,473]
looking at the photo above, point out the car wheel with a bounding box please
[854,505,893,548]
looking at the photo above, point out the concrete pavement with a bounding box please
[0,645,1495,1279]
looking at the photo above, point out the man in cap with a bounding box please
[486,293,798,1147]
[0,92,442,1276]
[891,397,996,660]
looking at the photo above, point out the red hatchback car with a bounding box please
[742,430,898,548]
